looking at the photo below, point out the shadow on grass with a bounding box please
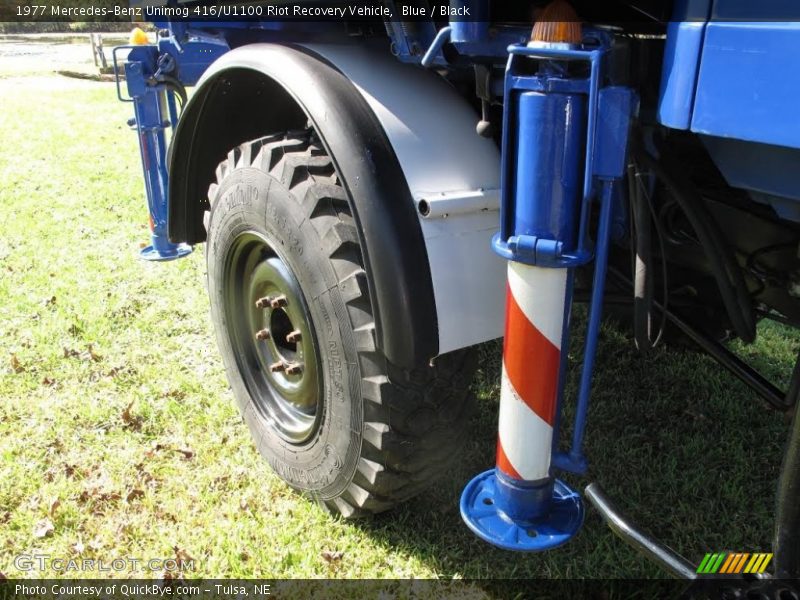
[349,311,796,589]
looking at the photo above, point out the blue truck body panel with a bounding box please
[656,0,800,218]
[692,21,800,150]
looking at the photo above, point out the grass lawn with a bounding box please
[1,42,798,590]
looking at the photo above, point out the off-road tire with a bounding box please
[204,131,477,517]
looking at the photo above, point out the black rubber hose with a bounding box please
[628,162,656,353]
[636,149,756,343]
[155,74,188,106]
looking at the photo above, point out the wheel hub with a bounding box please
[224,232,321,444]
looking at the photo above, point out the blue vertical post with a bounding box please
[125,47,191,262]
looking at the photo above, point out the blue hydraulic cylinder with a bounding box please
[511,91,585,250]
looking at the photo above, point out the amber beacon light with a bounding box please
[530,0,583,46]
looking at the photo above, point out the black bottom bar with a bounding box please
[775,400,800,579]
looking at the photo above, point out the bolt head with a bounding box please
[255,296,272,309]
[269,361,286,373]
[285,362,303,375]
[255,329,271,341]
[270,295,288,309]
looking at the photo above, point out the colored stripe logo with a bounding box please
[697,552,773,574]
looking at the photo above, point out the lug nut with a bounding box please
[270,295,288,309]
[269,361,286,373]
[255,329,271,341]
[255,296,272,309]
[286,329,302,343]
[285,362,303,375]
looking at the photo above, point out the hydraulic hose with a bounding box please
[636,148,756,343]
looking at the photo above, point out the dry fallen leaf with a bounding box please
[42,376,57,386]
[161,388,186,401]
[145,443,193,460]
[10,354,24,373]
[87,344,102,362]
[79,471,121,504]
[126,489,145,502]
[48,498,61,517]
[145,442,169,459]
[33,518,54,538]
[1,511,10,524]
[321,550,344,563]
[121,402,142,430]
[173,546,194,563]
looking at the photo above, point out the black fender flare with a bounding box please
[167,44,437,369]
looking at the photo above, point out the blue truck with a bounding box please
[117,0,800,584]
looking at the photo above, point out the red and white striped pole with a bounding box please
[460,258,584,551]
[494,263,566,517]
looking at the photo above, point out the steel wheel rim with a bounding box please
[223,231,321,444]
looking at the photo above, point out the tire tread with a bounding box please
[207,131,476,517]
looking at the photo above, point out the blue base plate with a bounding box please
[460,469,584,551]
[139,243,193,262]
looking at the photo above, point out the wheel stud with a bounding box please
[286,329,302,343]
[255,329,271,341]
[270,295,288,309]
[285,362,304,375]
[255,296,272,309]
[269,361,286,373]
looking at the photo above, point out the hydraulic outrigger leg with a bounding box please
[460,35,635,551]
[115,44,192,262]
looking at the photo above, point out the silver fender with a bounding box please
[300,43,505,353]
